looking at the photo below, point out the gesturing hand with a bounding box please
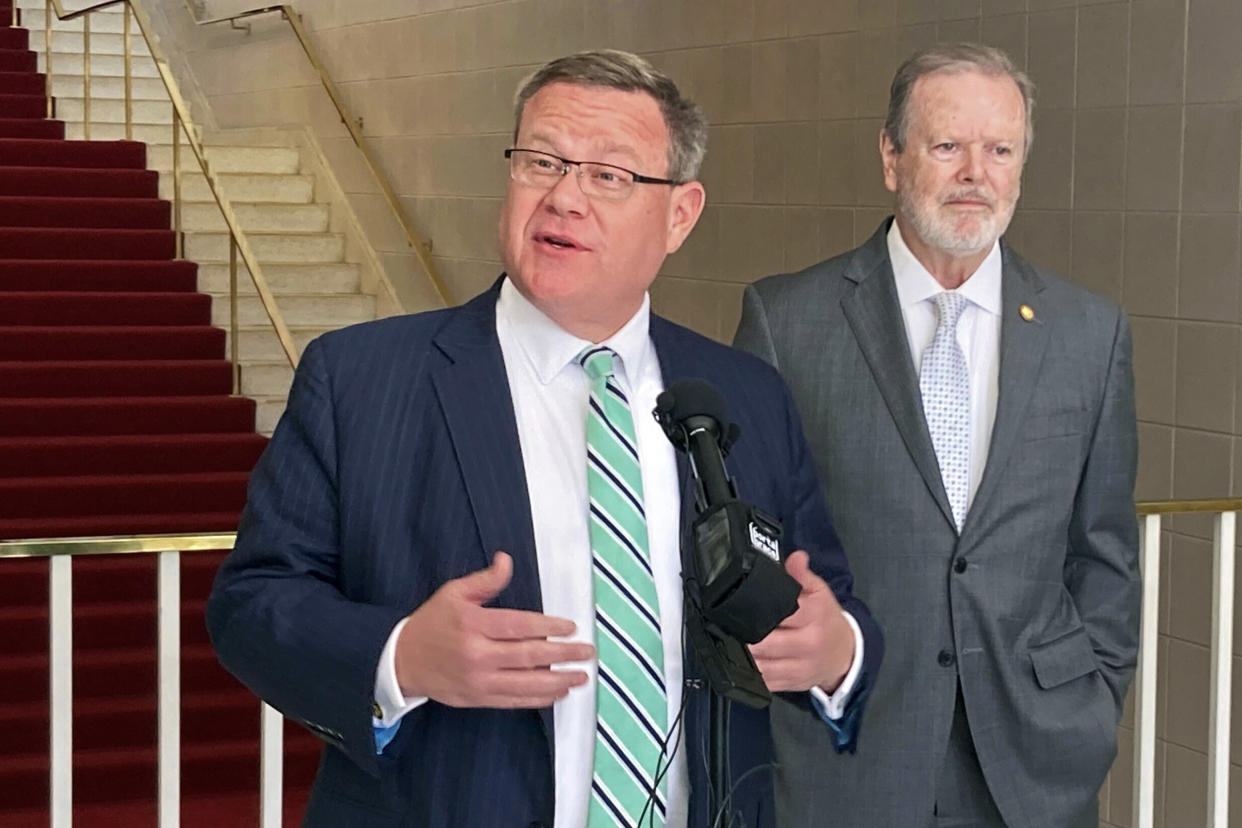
[394,552,595,708]
[748,550,855,693]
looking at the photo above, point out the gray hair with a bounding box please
[884,43,1036,156]
[512,49,708,183]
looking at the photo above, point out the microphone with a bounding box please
[654,379,801,708]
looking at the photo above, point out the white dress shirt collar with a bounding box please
[887,219,1003,317]
[497,277,654,387]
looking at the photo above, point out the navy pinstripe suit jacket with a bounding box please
[207,282,881,828]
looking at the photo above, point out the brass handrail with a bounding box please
[1135,498,1242,515]
[194,4,450,308]
[41,0,300,373]
[3,499,1240,559]
[0,531,236,558]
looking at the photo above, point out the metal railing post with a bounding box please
[48,555,73,828]
[81,11,89,139]
[1132,513,1160,828]
[43,0,52,117]
[157,550,182,828]
[260,703,284,828]
[1208,511,1236,827]
[123,2,132,140]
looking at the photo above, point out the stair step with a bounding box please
[239,361,293,397]
[63,120,176,143]
[0,734,321,808]
[2,689,265,753]
[34,29,153,57]
[0,324,223,360]
[146,143,299,174]
[0,258,196,291]
[0,509,246,541]
[0,117,61,138]
[0,291,210,325]
[0,470,250,519]
[254,396,288,435]
[0,551,226,607]
[226,326,322,361]
[0,22,24,47]
[55,96,172,124]
[0,70,43,95]
[0,136,145,168]
[159,171,314,204]
[185,231,344,264]
[0,91,42,117]
[0,358,232,397]
[20,7,128,33]
[0,431,267,477]
[0,595,214,651]
[38,51,160,78]
[182,201,329,233]
[0,164,157,197]
[0,642,231,703]
[209,292,373,328]
[0,395,256,436]
[0,227,173,259]
[49,73,166,99]
[0,49,33,72]
[0,195,170,229]
[197,261,359,294]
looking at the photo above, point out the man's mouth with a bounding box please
[536,232,583,250]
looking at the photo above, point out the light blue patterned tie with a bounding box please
[920,292,971,531]
[577,346,668,828]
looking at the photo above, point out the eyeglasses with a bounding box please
[504,148,681,202]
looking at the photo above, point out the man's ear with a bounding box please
[665,181,706,255]
[879,129,900,195]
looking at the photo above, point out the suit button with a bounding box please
[938,649,956,668]
[953,557,967,574]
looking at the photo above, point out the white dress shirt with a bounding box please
[372,278,862,827]
[887,221,1002,511]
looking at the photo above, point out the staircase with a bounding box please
[0,2,323,823]
[20,0,386,434]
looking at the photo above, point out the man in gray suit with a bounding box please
[734,43,1139,828]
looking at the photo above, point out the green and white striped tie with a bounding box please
[578,346,668,828]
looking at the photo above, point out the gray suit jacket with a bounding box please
[734,220,1140,828]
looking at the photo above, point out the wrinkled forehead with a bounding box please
[517,82,671,168]
[908,70,1027,140]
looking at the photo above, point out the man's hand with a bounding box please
[748,550,855,693]
[395,552,595,708]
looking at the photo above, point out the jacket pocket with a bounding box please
[1029,625,1100,689]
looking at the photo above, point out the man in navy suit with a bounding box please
[207,50,881,828]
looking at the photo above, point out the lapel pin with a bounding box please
[1019,304,1035,322]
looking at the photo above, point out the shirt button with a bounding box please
[938,649,956,668]
[954,557,968,574]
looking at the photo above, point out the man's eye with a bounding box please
[994,146,1012,156]
[531,157,558,171]
[935,142,957,152]
[595,170,618,183]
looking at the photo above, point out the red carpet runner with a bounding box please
[0,5,317,824]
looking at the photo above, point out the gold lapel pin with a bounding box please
[1019,304,1035,322]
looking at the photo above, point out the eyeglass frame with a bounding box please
[504,148,684,197]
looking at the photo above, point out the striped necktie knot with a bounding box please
[579,346,618,383]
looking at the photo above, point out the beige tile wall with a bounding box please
[177,0,1242,823]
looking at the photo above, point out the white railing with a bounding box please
[1130,500,1241,828]
[0,533,285,828]
[2,501,1240,826]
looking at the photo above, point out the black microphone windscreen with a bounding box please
[664,378,729,426]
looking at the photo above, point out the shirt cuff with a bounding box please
[373,616,430,728]
[807,611,864,720]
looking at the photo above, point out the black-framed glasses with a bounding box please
[504,148,681,201]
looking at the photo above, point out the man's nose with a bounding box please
[958,146,986,183]
[543,165,590,215]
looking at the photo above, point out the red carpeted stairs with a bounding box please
[0,5,317,824]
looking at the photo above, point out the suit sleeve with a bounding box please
[780,377,883,751]
[733,284,781,370]
[206,337,406,777]
[1066,309,1141,715]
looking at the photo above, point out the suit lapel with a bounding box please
[839,226,957,529]
[962,246,1050,536]
[428,285,552,740]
